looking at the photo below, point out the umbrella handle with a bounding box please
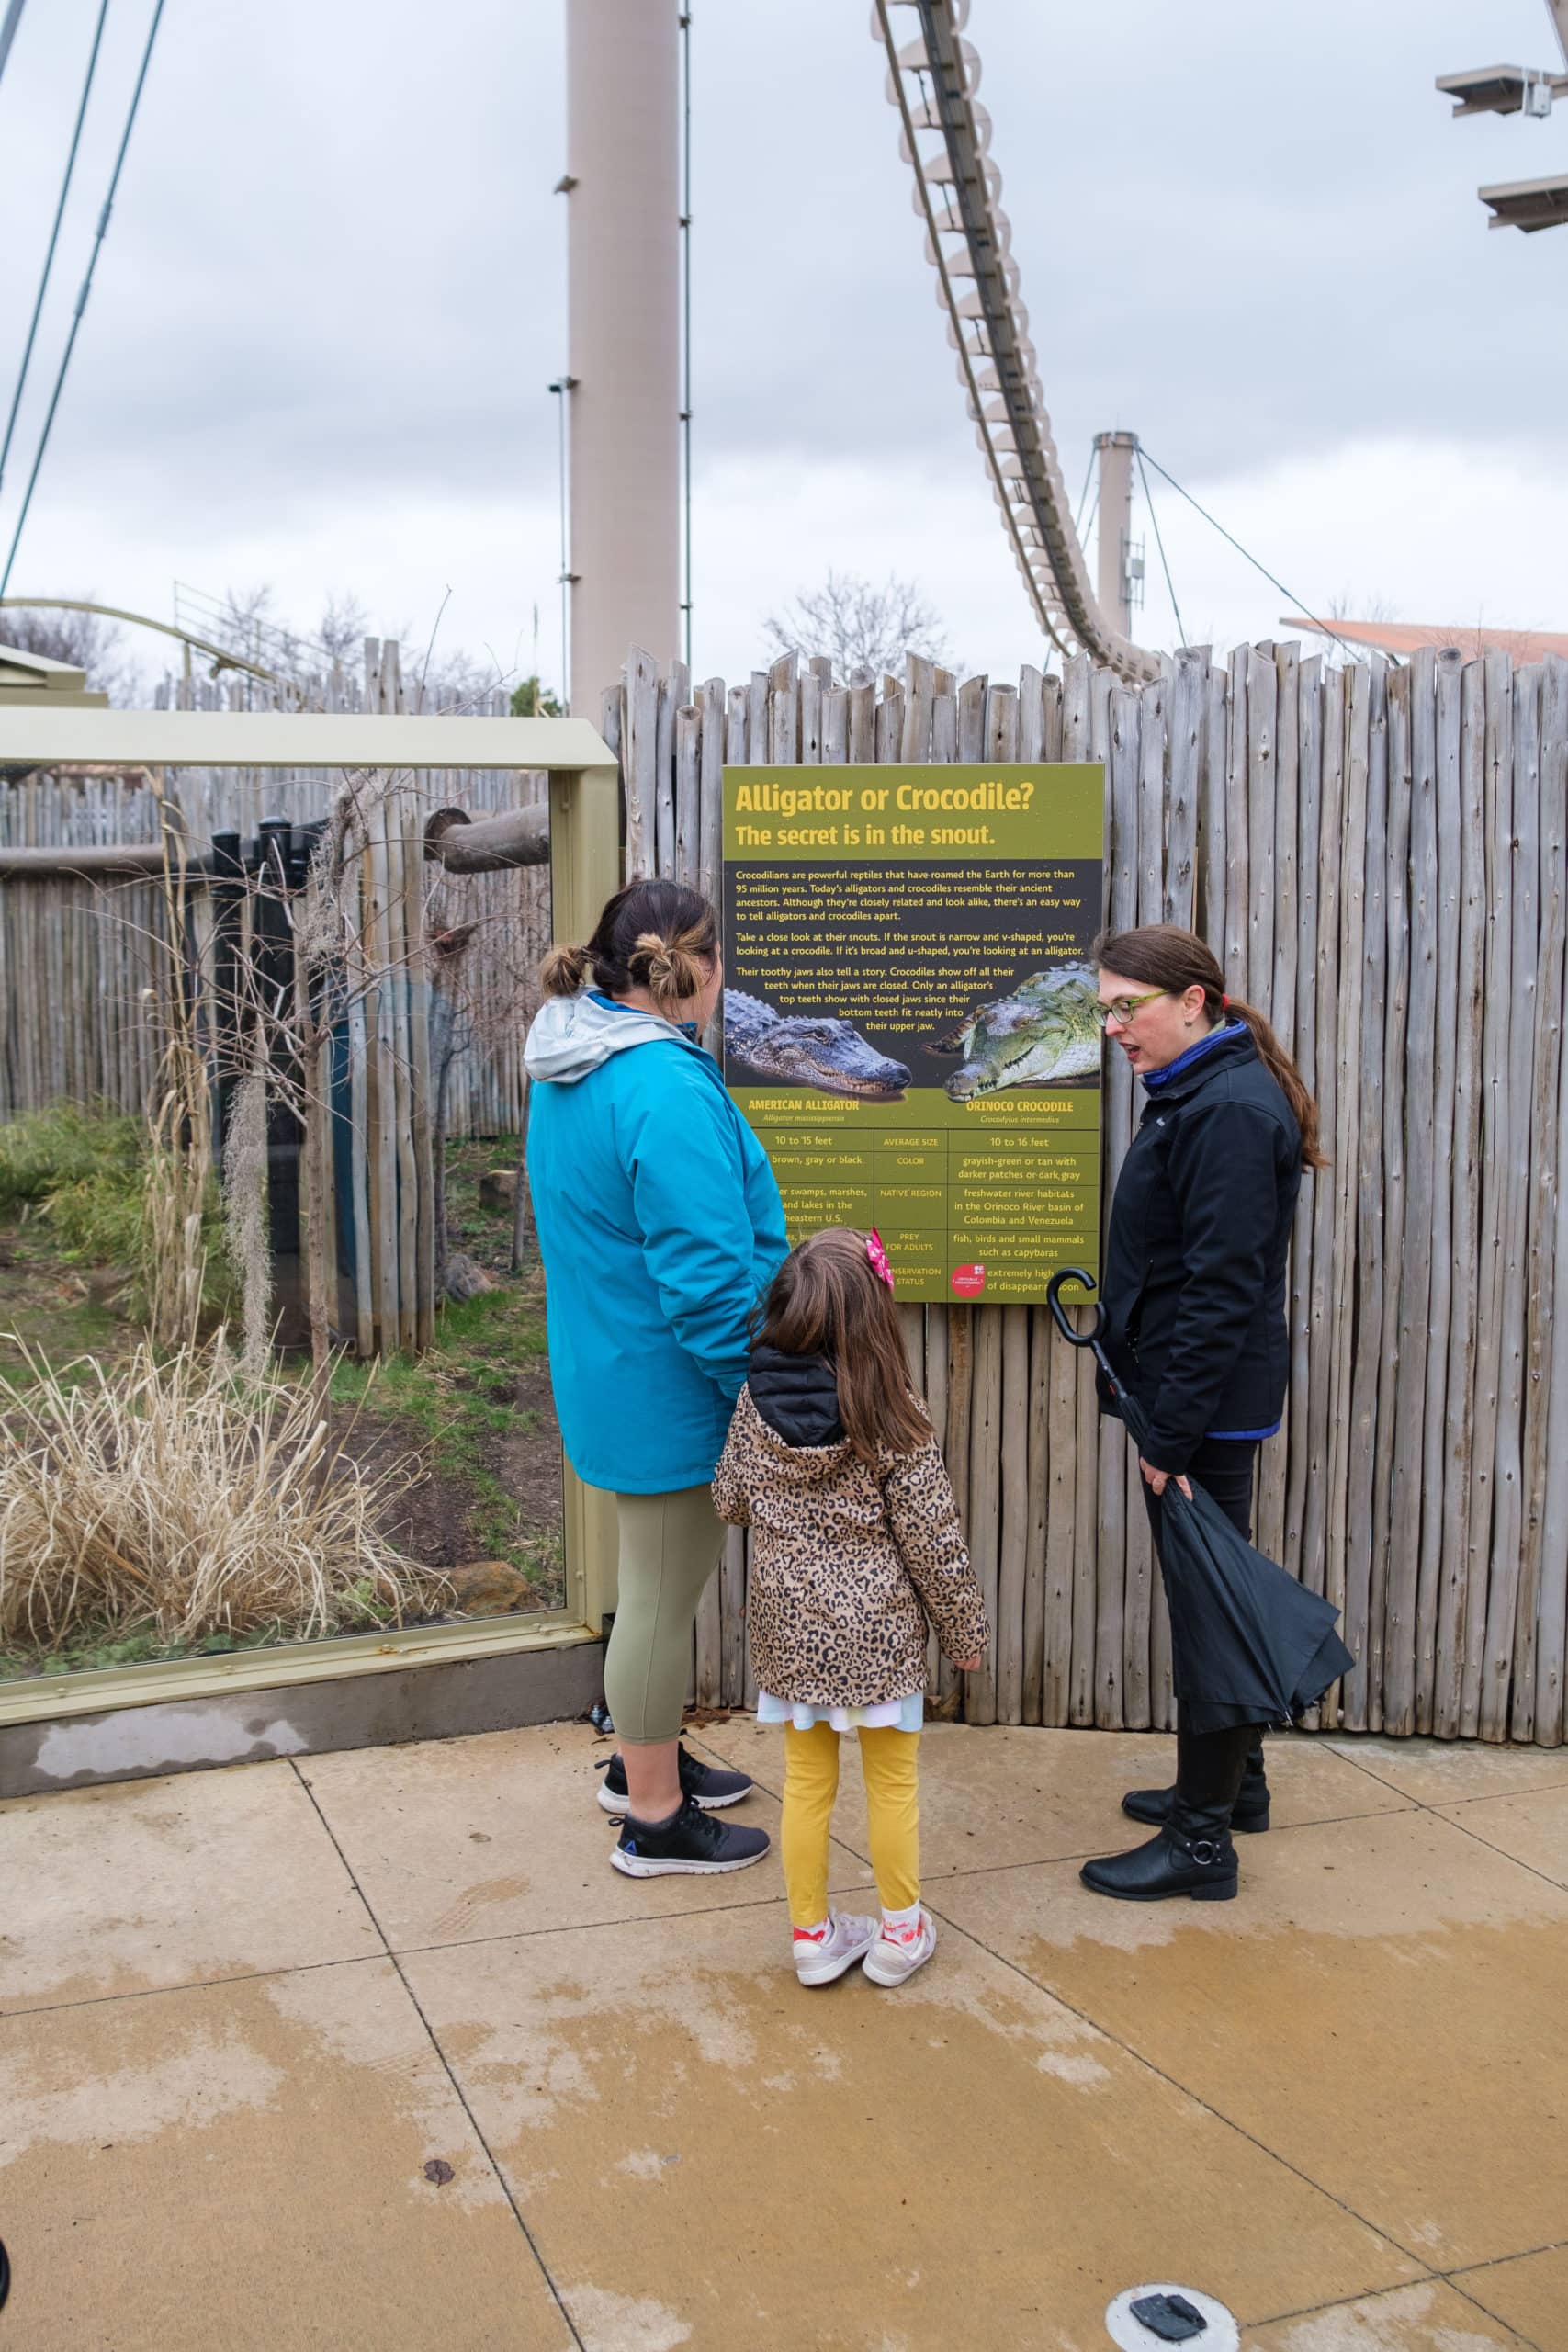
[1045,1267,1107,1348]
[1047,1266,1146,1438]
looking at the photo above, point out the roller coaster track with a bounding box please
[873,0,1159,683]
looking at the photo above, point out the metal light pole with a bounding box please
[563,0,682,714]
[1093,432,1137,642]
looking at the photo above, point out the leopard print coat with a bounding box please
[712,1385,990,1708]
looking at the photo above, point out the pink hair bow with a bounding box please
[867,1228,895,1292]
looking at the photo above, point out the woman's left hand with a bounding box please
[1140,1457,1192,1500]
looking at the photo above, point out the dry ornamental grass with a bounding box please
[0,1338,456,1657]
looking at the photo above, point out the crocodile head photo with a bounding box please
[932,961,1104,1101]
[724,990,912,1100]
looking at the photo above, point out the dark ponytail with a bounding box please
[1092,922,1327,1169]
[540,878,719,1023]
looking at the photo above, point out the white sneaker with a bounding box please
[862,1908,936,1986]
[792,1912,880,1987]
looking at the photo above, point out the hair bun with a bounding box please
[630,928,706,1007]
[539,941,593,997]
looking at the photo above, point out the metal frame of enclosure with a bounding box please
[0,704,623,1729]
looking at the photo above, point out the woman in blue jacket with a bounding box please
[525,878,788,1879]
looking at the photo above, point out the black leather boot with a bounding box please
[1078,1801,1238,1903]
[1122,1738,1270,1833]
[1081,1727,1250,1902]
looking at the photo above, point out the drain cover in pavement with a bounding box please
[1106,2285,1238,2352]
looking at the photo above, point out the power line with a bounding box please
[1136,444,1356,662]
[0,0,167,601]
[1071,445,1095,539]
[1134,446,1188,653]
[1079,480,1100,563]
[0,0,113,500]
[0,0,29,89]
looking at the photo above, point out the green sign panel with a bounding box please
[722,763,1105,1305]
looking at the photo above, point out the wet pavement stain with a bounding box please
[938,1827,1568,2273]
[0,1759,377,2012]
[1245,2278,1540,2350]
[404,1904,1416,2352]
[0,1957,573,2351]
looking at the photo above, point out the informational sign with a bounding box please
[722,763,1105,1304]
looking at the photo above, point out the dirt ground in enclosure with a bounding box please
[325,1136,566,1605]
[0,1219,124,1379]
[375,1367,560,1567]
[330,1335,565,1590]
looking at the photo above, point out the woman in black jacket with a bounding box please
[1079,922,1325,1904]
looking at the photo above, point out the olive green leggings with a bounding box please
[604,1487,725,1746]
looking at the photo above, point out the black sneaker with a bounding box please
[610,1795,771,1879]
[596,1744,753,1818]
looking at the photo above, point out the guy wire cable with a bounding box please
[0,0,167,599]
[1134,443,1188,654]
[1136,445,1357,664]
[0,0,113,499]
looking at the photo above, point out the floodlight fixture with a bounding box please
[1436,63,1565,117]
[1438,8,1568,232]
[1478,169,1568,231]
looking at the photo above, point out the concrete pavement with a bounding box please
[3,1720,1565,2349]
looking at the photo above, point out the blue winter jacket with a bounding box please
[525,991,789,1494]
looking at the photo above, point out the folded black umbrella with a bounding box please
[1047,1269,1354,1733]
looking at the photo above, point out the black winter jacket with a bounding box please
[1099,1023,1303,1473]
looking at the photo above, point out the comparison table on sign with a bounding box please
[732,1089,1101,1305]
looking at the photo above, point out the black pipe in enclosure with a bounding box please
[209,830,244,1154]
[254,818,303,1261]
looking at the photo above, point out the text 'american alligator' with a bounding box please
[723,990,912,1100]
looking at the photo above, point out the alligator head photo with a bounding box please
[930,960,1103,1100]
[723,989,912,1100]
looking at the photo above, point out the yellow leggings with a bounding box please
[782,1722,920,1928]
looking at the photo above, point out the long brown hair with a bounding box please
[1092,922,1327,1168]
[540,878,718,1023]
[753,1227,931,1464]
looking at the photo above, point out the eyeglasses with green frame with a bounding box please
[1094,989,1168,1029]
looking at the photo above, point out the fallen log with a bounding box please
[0,842,177,877]
[423,803,549,872]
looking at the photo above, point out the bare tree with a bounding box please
[415,645,511,712]
[217,582,298,671]
[1315,591,1400,671]
[316,591,371,672]
[765,570,952,677]
[0,603,138,701]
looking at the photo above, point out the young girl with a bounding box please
[712,1227,988,1987]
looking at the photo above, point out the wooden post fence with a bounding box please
[609,639,1568,1746]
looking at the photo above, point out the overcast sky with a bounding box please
[0,0,1564,700]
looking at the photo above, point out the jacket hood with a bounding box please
[746,1347,850,1466]
[524,990,697,1086]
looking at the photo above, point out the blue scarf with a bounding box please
[1139,1018,1248,1092]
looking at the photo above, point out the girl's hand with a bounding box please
[1140,1457,1192,1500]
[953,1654,982,1672]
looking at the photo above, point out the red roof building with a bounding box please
[1284,616,1568,665]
